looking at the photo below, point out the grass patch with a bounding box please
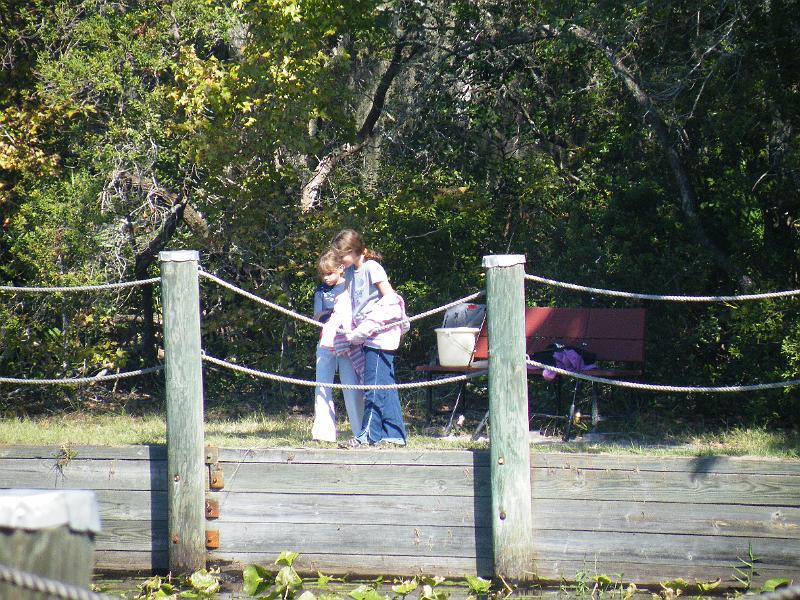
[0,409,798,457]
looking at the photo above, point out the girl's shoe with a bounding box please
[338,437,364,449]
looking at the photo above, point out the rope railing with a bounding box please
[0,277,160,293]
[525,358,800,392]
[202,353,486,390]
[0,366,164,386]
[0,563,121,600]
[525,273,800,302]
[199,269,323,327]
[199,267,484,330]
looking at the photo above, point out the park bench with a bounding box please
[416,306,646,440]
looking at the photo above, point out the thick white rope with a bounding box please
[0,277,160,293]
[525,358,800,392]
[405,291,485,324]
[199,269,323,326]
[202,353,486,390]
[0,563,120,600]
[200,268,484,329]
[370,290,485,334]
[525,273,800,301]
[0,366,163,386]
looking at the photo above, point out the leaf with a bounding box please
[187,569,220,595]
[762,578,793,593]
[592,575,614,587]
[315,572,333,589]
[297,591,317,600]
[348,584,385,600]
[275,551,300,567]
[660,579,688,591]
[465,576,491,594]
[696,578,721,593]
[243,564,273,596]
[391,578,419,595]
[275,565,302,593]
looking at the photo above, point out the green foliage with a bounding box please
[732,542,760,591]
[1,0,798,430]
[464,576,491,598]
[135,568,221,599]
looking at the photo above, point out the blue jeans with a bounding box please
[312,346,364,442]
[357,347,407,445]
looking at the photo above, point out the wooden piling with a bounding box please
[483,254,534,581]
[160,250,206,573]
[0,490,99,600]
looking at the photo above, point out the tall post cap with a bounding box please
[482,254,526,268]
[159,250,200,263]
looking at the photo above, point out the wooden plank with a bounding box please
[195,460,800,506]
[216,447,488,467]
[209,462,489,496]
[212,521,491,558]
[0,458,166,490]
[209,491,488,527]
[529,498,800,538]
[95,490,167,521]
[95,550,167,572]
[530,465,800,506]
[94,520,167,552]
[0,444,166,460]
[524,307,589,339]
[586,308,646,339]
[530,559,795,589]
[529,529,800,569]
[531,453,800,476]
[2,446,795,477]
[208,552,795,587]
[206,492,800,538]
[209,552,492,578]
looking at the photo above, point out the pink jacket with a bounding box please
[320,291,409,351]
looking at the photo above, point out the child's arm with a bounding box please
[320,290,352,349]
[375,280,394,296]
[313,288,326,321]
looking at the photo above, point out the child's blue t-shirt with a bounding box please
[313,282,346,323]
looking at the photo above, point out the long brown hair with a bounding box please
[331,229,382,261]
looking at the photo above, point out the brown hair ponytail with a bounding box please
[331,229,383,261]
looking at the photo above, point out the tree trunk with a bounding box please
[569,25,752,289]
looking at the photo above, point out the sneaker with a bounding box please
[376,438,406,447]
[338,437,365,449]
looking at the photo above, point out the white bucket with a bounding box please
[435,327,481,367]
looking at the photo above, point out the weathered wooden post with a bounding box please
[483,254,534,581]
[0,489,100,600]
[160,250,206,573]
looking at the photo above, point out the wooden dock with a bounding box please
[1,445,798,587]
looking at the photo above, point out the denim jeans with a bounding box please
[312,346,364,442]
[357,346,407,445]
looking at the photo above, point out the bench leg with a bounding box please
[426,372,434,423]
[591,382,600,432]
[563,380,583,442]
[473,410,490,440]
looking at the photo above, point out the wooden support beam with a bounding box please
[483,254,535,582]
[160,250,206,573]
